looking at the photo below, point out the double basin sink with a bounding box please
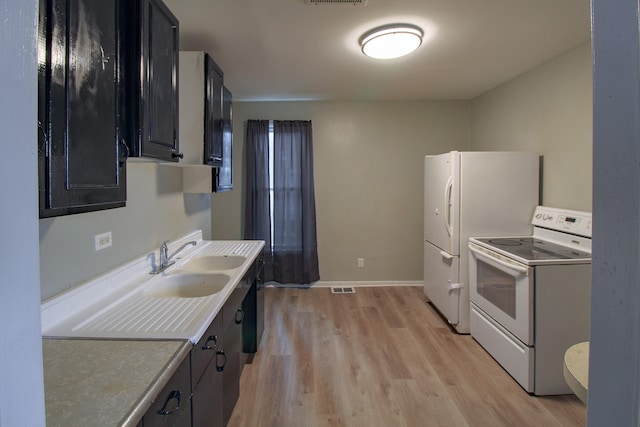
[146,255,246,298]
[41,233,265,343]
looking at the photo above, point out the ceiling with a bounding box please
[163,0,591,102]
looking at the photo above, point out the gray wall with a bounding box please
[589,0,640,423]
[0,0,46,424]
[40,161,212,300]
[212,44,592,282]
[470,41,593,211]
[211,100,471,283]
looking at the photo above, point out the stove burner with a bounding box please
[519,238,545,244]
[488,238,522,246]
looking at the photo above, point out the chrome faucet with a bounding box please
[153,240,197,274]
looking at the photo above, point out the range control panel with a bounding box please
[531,206,592,237]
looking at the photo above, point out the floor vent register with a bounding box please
[330,287,356,294]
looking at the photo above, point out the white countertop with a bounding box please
[41,231,264,344]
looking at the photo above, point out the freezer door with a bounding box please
[424,240,461,325]
[424,152,460,254]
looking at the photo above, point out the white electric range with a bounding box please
[467,206,592,395]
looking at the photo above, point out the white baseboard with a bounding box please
[264,280,423,288]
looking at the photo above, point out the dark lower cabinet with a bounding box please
[220,259,262,425]
[222,289,248,425]
[138,259,262,427]
[125,0,181,162]
[191,314,224,427]
[38,0,127,218]
[243,259,265,355]
[139,355,191,427]
[192,361,224,427]
[242,279,264,356]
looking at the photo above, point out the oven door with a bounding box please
[468,242,534,345]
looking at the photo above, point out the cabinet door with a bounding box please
[221,284,251,425]
[223,309,243,426]
[242,280,258,354]
[205,54,223,167]
[191,353,224,427]
[142,355,191,427]
[129,0,180,162]
[192,313,222,387]
[38,0,126,218]
[243,258,265,355]
[214,86,233,192]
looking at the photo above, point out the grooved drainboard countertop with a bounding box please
[41,231,265,344]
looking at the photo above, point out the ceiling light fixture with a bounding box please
[359,24,423,60]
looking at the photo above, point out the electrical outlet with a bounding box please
[357,258,364,268]
[95,232,112,251]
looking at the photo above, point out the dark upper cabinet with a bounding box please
[38,0,127,218]
[214,87,233,192]
[125,0,181,162]
[205,55,224,167]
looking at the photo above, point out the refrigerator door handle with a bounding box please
[447,281,463,291]
[444,175,454,236]
[440,250,454,260]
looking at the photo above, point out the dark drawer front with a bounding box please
[191,313,223,387]
[222,261,256,332]
[223,285,249,333]
[143,355,191,427]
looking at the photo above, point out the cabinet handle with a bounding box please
[119,139,129,167]
[235,308,244,324]
[172,151,184,159]
[202,335,218,350]
[157,390,181,416]
[37,120,48,154]
[216,350,227,372]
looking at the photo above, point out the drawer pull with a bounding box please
[202,335,218,350]
[216,350,227,372]
[235,308,244,324]
[157,390,181,415]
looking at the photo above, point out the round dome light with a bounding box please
[359,24,423,60]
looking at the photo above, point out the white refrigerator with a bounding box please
[424,151,539,333]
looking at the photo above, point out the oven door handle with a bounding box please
[468,244,529,275]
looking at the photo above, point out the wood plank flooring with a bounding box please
[228,287,586,427]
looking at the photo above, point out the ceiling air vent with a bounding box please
[304,0,367,5]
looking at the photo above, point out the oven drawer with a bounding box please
[470,303,534,393]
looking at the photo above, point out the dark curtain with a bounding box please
[243,119,320,285]
[243,120,273,275]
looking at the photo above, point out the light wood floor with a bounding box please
[228,287,586,427]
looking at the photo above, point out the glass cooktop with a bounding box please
[473,237,591,262]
